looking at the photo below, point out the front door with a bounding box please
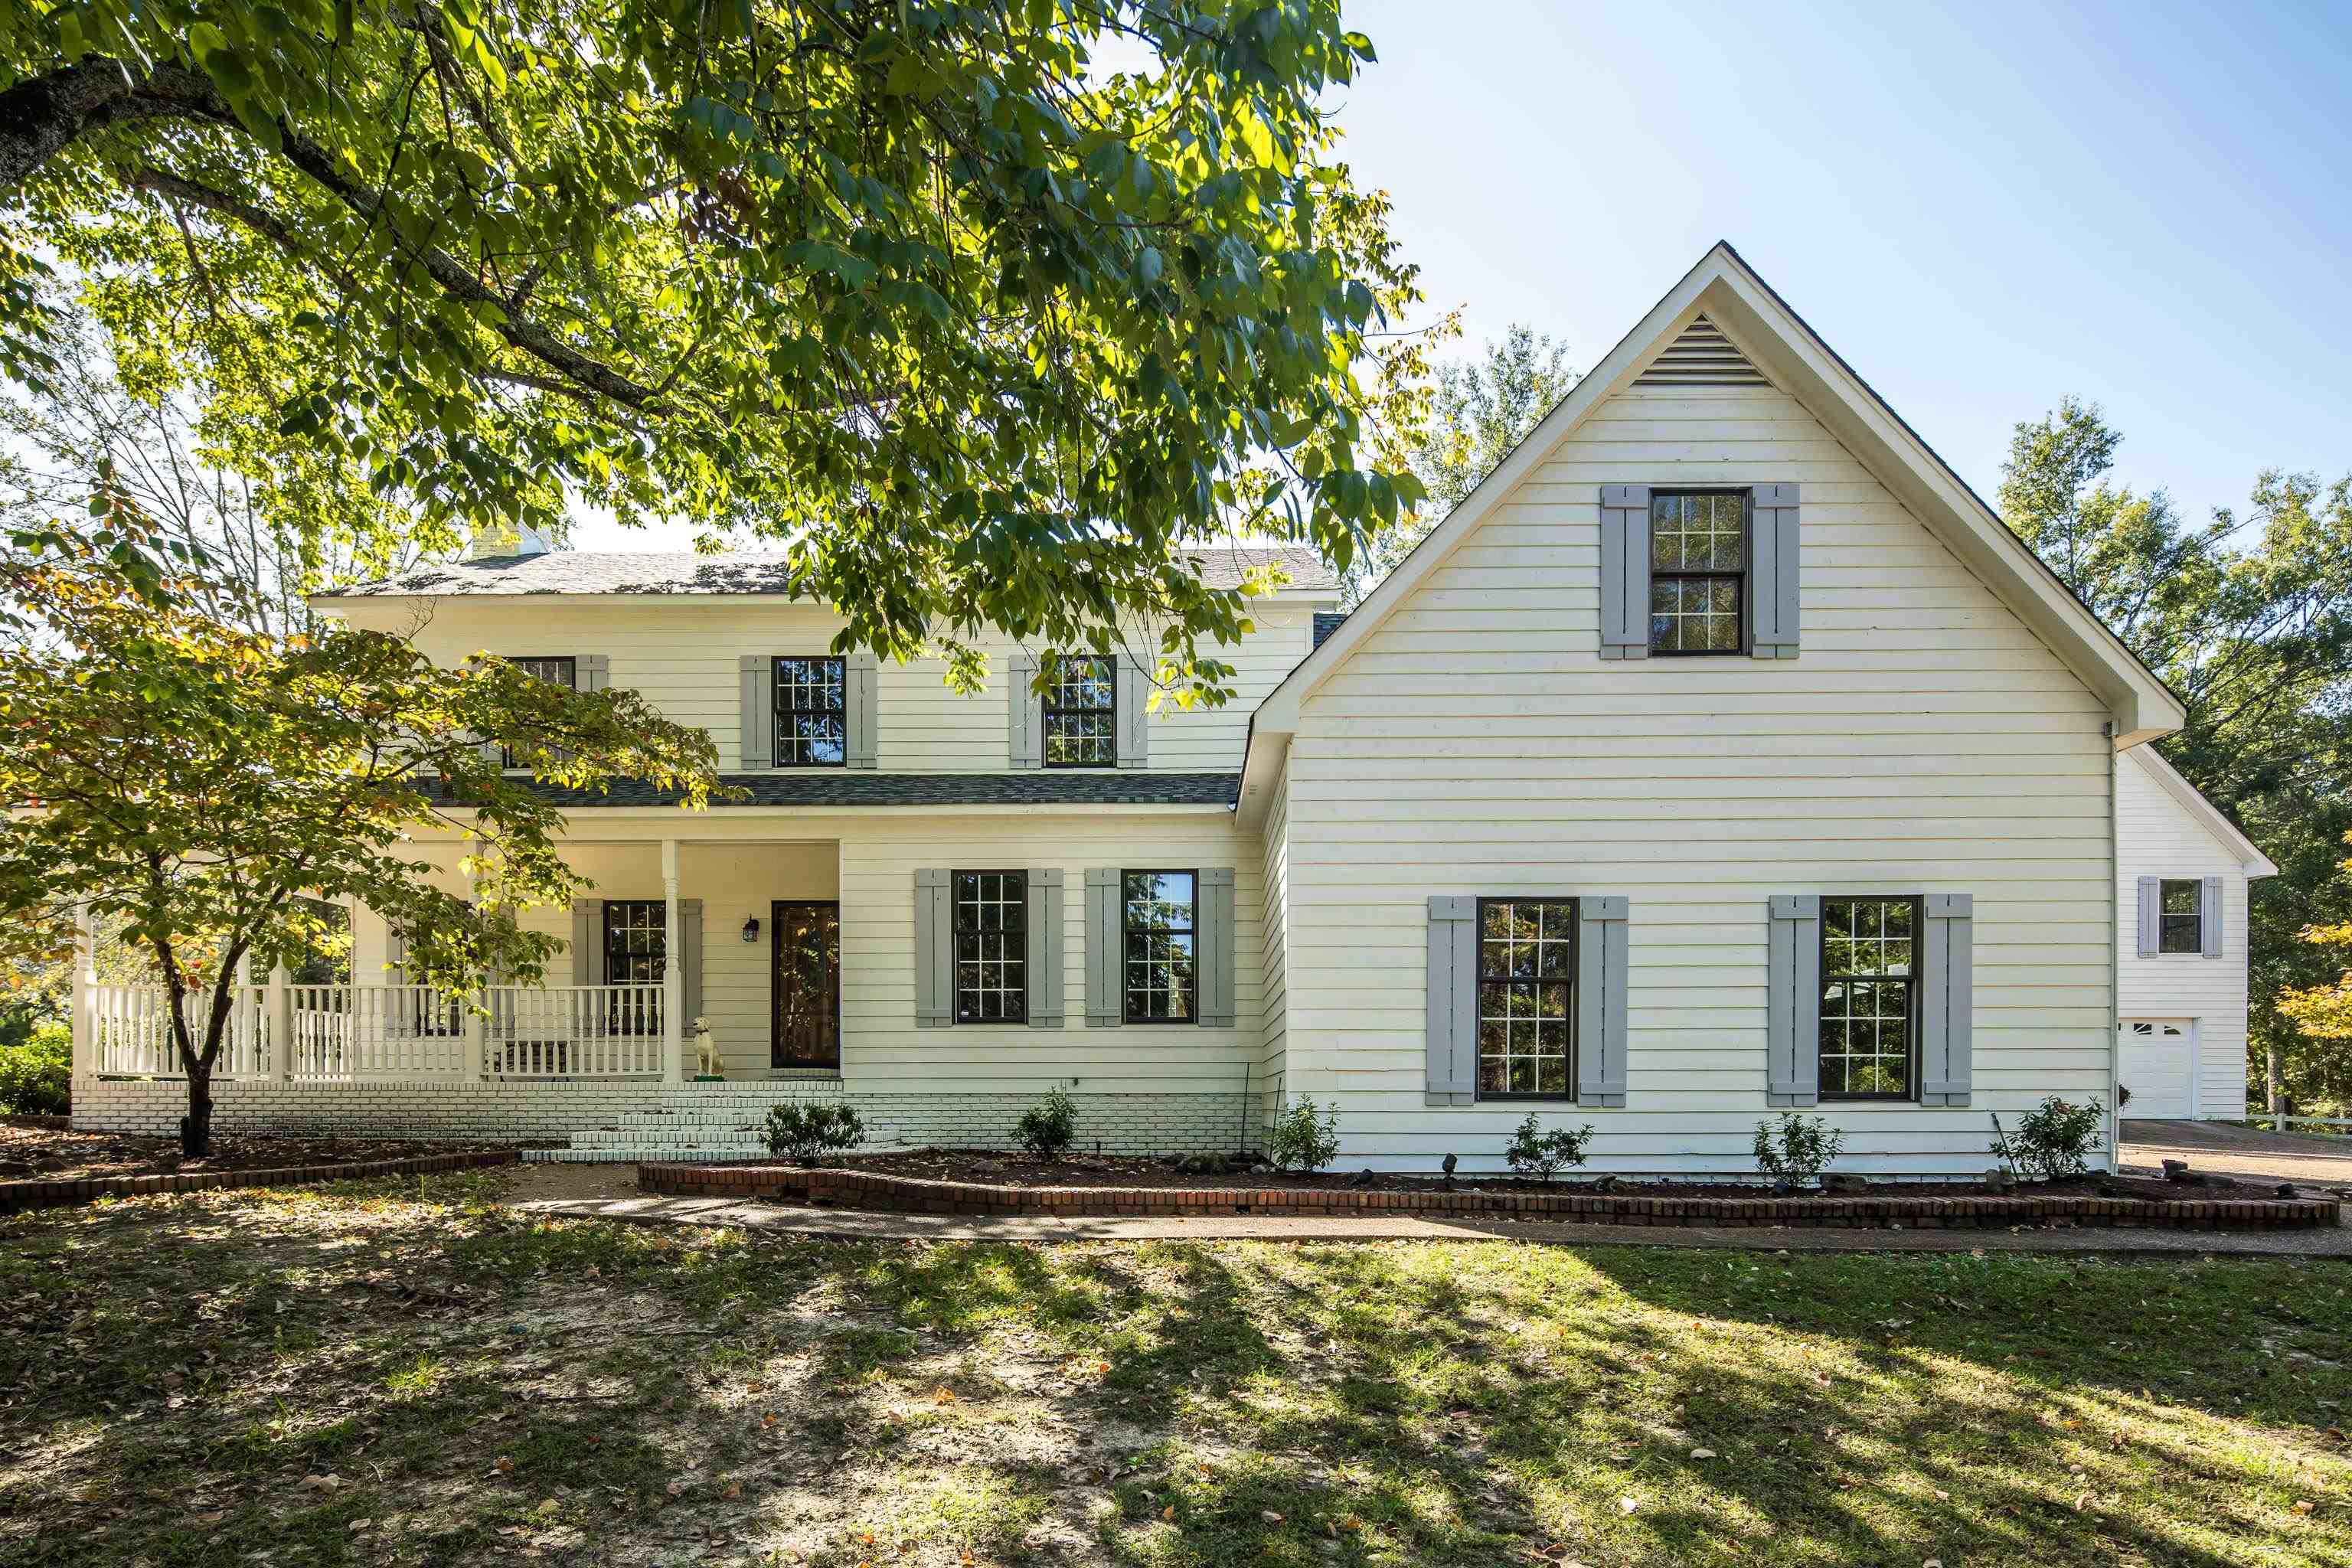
[772,900,841,1070]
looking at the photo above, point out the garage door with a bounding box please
[2120,1019,2194,1119]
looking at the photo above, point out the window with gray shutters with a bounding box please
[954,871,1027,1023]
[1122,871,1197,1023]
[772,655,848,766]
[2158,879,2202,954]
[1043,656,1116,766]
[1649,493,1746,654]
[1819,897,1917,1099]
[501,656,576,767]
[1478,898,1576,1097]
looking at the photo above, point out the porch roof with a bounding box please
[527,771,1240,808]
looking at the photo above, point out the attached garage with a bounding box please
[2119,1019,2195,1120]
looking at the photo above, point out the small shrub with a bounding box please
[763,1101,865,1167]
[1504,1113,1595,1183]
[1752,1112,1844,1187]
[0,1024,70,1116]
[1990,1097,2105,1182]
[1014,1087,1077,1158]
[1266,1096,1341,1173]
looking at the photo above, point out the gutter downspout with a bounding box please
[2107,723,2122,1172]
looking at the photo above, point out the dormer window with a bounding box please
[1043,655,1117,766]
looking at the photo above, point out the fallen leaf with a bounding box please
[1690,1448,1717,1460]
[1261,1511,1285,1524]
[348,1519,372,1534]
[665,1480,686,1498]
[721,1481,743,1500]
[1617,1495,1639,1515]
[2293,1499,2317,1516]
[933,1386,959,1404]
[492,1456,514,1475]
[1161,1505,1176,1522]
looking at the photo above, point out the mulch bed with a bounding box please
[0,1125,521,1183]
[0,1148,521,1214]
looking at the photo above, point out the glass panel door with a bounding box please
[772,900,841,1070]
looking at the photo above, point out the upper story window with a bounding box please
[1478,898,1575,1097]
[2158,879,2203,954]
[1044,655,1116,766]
[953,871,1027,1023]
[1122,871,1197,1023]
[773,656,847,767]
[502,656,576,768]
[1820,897,1916,1099]
[1649,492,1746,654]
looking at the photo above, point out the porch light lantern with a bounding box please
[741,916,760,944]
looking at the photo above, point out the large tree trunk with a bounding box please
[0,60,222,196]
[181,1064,214,1158]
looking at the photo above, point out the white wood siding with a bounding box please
[1258,759,1292,1112]
[335,599,1318,773]
[1282,381,2118,1174]
[2116,753,2252,1118]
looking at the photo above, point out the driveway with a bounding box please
[2122,1118,2352,1194]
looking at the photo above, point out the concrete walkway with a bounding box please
[2122,1119,2352,1192]
[508,1190,2352,1258]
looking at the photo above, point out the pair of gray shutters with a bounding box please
[2135,877,2224,959]
[1424,896,1628,1107]
[569,897,702,1023]
[912,867,1233,1029]
[1006,652,1151,769]
[737,653,879,769]
[488,655,609,766]
[1599,482,1799,658]
[1766,894,1973,1108]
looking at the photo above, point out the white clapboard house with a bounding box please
[72,243,2243,1175]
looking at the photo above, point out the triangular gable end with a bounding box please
[2124,745,2278,879]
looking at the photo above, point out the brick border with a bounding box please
[0,1148,521,1214]
[639,1162,2341,1232]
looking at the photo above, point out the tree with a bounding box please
[1342,324,1577,603]
[2,2,1425,705]
[0,516,719,1154]
[1999,400,2352,1112]
[2272,831,2352,1111]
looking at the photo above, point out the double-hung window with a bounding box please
[603,900,666,985]
[773,656,848,766]
[1819,897,1917,1099]
[1043,656,1116,766]
[2158,879,2203,954]
[953,871,1027,1023]
[1476,898,1576,1096]
[501,656,576,768]
[1122,871,1197,1023]
[1649,492,1746,654]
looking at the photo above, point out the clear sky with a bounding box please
[582,0,2351,547]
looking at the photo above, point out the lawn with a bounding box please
[0,1175,2344,1567]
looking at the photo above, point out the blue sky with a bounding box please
[583,1,2350,547]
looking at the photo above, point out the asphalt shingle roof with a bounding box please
[325,547,1338,598]
[527,772,1240,808]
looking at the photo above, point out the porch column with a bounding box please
[70,903,93,1099]
[663,838,684,1084]
[269,965,294,1083]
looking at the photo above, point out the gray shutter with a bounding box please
[1921,893,1974,1106]
[1749,482,1800,658]
[1026,869,1065,1027]
[1197,867,1236,1027]
[846,652,879,769]
[385,923,409,985]
[1116,657,1150,769]
[1598,484,1653,660]
[738,654,775,770]
[914,870,951,1027]
[1085,868,1122,1027]
[2201,875,2223,959]
[678,898,702,1031]
[1424,896,1477,1106]
[1766,894,1821,1107]
[1576,896,1629,1106]
[578,654,610,693]
[2136,877,2161,959]
[571,898,603,987]
[1008,652,1041,769]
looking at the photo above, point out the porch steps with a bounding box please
[521,1092,861,1163]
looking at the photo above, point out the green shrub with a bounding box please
[1753,1112,1844,1187]
[1014,1087,1077,1158]
[1991,1097,2105,1182]
[762,1101,865,1167]
[1504,1113,1595,1183]
[0,1024,69,1116]
[1266,1096,1341,1173]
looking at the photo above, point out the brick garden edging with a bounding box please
[639,1161,2341,1232]
[2,1113,71,1130]
[0,1148,521,1214]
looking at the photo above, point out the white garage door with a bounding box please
[2120,1019,2194,1119]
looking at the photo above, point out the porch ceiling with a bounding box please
[524,771,1240,808]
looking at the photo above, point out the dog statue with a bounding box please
[692,1016,723,1079]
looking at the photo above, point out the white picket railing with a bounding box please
[289,985,470,1080]
[484,985,665,1078]
[87,985,272,1079]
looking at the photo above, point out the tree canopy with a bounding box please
[1,1,1429,703]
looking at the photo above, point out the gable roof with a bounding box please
[2123,744,2278,879]
[317,545,1338,600]
[1236,241,2186,823]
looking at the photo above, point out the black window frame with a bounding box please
[1474,897,1579,1101]
[952,869,1028,1025]
[1648,489,1750,657]
[1818,893,1921,1102]
[1042,654,1118,768]
[603,900,668,987]
[1121,869,1199,1025]
[501,655,577,769]
[2158,878,2203,955]
[772,655,848,769]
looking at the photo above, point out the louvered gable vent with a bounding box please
[1634,314,1770,388]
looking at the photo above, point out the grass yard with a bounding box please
[0,1174,2345,1567]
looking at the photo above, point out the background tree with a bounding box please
[2272,831,2352,1110]
[0,515,720,1155]
[1343,324,1578,604]
[1998,399,2352,1113]
[2,1,1427,705]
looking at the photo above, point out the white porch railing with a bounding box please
[81,981,670,1083]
